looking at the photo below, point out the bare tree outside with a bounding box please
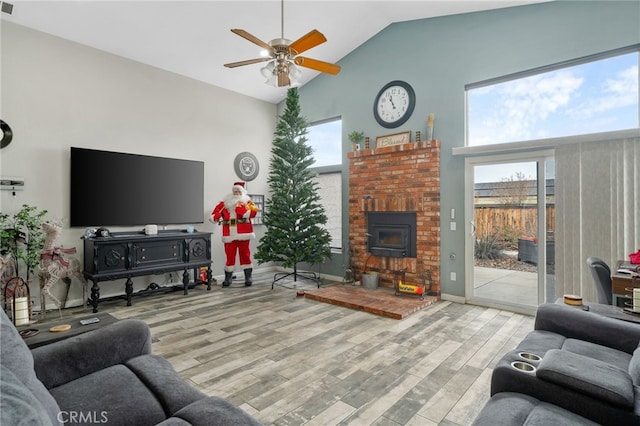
[493,172,533,207]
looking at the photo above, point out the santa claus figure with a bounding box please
[212,181,259,287]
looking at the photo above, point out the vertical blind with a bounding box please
[556,138,640,301]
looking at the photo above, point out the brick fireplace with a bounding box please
[348,140,440,293]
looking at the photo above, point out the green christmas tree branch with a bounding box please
[255,88,332,271]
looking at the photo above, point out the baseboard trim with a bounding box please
[441,293,466,304]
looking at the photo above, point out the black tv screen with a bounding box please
[70,147,205,227]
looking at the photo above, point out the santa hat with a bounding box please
[232,181,247,193]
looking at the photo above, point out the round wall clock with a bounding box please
[234,152,259,182]
[373,80,416,128]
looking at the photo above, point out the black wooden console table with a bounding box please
[83,230,212,312]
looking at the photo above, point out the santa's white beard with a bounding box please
[224,193,250,213]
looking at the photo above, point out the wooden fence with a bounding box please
[474,205,556,241]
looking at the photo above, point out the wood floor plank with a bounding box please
[443,368,493,425]
[301,401,357,426]
[342,373,424,425]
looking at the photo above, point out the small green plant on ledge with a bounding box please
[348,131,364,150]
[0,204,48,281]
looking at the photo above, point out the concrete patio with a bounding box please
[473,266,546,307]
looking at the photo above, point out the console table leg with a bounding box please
[90,280,100,313]
[125,278,133,306]
[206,267,212,291]
[182,270,189,295]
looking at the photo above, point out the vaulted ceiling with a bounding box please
[1,1,549,103]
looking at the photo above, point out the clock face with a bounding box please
[373,80,416,128]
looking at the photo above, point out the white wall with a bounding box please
[0,22,277,307]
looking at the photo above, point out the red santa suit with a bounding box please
[212,182,258,286]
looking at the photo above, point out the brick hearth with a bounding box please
[348,140,441,293]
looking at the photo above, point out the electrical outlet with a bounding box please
[450,272,457,281]
[450,221,456,231]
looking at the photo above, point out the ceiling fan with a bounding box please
[223,0,341,87]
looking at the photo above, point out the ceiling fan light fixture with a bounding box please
[264,74,278,87]
[261,62,275,79]
[289,63,302,81]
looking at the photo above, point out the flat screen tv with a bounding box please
[70,147,205,227]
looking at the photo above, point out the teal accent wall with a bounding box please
[294,1,640,295]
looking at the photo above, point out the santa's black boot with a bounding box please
[244,268,253,287]
[223,271,233,287]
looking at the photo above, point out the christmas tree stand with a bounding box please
[271,267,321,290]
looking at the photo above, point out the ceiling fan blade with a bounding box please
[224,58,272,68]
[289,29,327,54]
[294,57,341,75]
[277,72,291,87]
[230,29,272,51]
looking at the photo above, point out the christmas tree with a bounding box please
[254,88,332,282]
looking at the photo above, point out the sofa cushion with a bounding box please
[537,349,634,408]
[125,354,205,416]
[472,392,600,425]
[49,364,168,426]
[0,365,56,426]
[628,345,640,386]
[562,338,632,371]
[0,308,62,425]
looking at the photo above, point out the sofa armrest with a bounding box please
[537,349,635,408]
[535,303,640,354]
[32,319,152,389]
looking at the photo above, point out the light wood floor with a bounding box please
[57,272,535,426]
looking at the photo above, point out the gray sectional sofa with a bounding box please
[474,302,640,425]
[0,308,261,426]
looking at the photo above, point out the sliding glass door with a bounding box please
[465,152,555,313]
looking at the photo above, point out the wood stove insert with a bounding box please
[367,212,416,258]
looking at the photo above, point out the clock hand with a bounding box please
[389,95,396,109]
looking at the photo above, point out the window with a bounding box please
[308,118,342,250]
[307,118,342,167]
[313,172,342,250]
[467,47,639,146]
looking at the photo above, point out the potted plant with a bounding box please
[0,204,48,282]
[348,131,364,151]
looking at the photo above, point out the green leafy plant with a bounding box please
[0,204,48,281]
[474,232,505,260]
[348,131,364,144]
